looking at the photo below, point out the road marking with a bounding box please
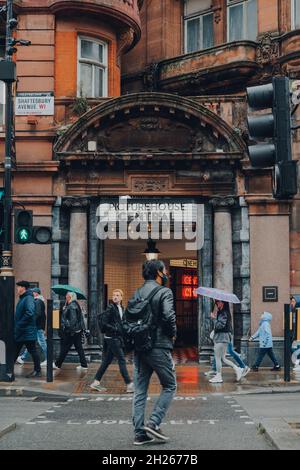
[239,416,250,419]
[234,410,244,413]
[231,405,240,407]
[244,422,255,425]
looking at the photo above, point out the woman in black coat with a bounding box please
[53,292,88,370]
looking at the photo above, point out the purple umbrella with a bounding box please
[196,287,240,304]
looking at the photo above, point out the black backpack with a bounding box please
[123,286,163,353]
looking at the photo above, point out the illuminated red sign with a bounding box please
[181,274,198,299]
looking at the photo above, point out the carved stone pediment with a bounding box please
[55,93,246,160]
[69,115,230,154]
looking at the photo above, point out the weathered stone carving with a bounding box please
[63,197,90,209]
[256,33,280,65]
[117,27,135,61]
[143,63,159,91]
[209,196,236,209]
[132,177,169,192]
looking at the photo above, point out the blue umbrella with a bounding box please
[51,284,87,300]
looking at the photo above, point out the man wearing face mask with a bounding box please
[132,260,177,446]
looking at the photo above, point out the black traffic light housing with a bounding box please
[32,226,52,244]
[246,76,298,199]
[14,209,52,244]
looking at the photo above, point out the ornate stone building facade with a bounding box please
[1,0,300,362]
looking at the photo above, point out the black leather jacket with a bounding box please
[133,280,176,350]
[102,303,124,338]
[61,300,85,336]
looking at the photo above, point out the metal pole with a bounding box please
[1,0,14,273]
[0,1,15,382]
[46,299,53,383]
[284,303,291,382]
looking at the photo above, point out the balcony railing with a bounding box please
[158,41,259,94]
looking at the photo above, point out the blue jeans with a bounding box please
[253,348,279,368]
[212,342,246,371]
[21,329,47,361]
[133,348,177,437]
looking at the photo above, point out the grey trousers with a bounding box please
[214,342,237,374]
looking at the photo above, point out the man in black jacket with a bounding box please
[17,288,47,366]
[90,289,134,393]
[132,260,177,446]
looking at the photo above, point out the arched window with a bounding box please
[227,0,257,42]
[77,37,108,98]
[292,0,300,29]
[184,0,214,53]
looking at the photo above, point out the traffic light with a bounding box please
[14,209,33,244]
[14,209,52,244]
[246,76,298,199]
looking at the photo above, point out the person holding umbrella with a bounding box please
[208,300,244,383]
[196,287,244,384]
[53,290,88,370]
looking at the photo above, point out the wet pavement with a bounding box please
[1,362,300,397]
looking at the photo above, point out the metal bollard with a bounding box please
[284,303,291,382]
[46,299,53,383]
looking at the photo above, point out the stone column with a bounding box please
[210,197,235,293]
[64,198,89,321]
[89,199,105,351]
[198,203,213,361]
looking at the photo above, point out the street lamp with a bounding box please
[143,238,161,261]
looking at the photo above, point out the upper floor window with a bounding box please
[184,0,214,53]
[78,37,107,98]
[292,0,300,29]
[227,0,257,42]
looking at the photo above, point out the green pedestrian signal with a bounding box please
[18,228,30,242]
[14,209,33,244]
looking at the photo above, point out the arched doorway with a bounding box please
[53,92,248,361]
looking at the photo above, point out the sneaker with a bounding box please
[89,381,107,392]
[40,360,47,367]
[144,423,170,441]
[16,356,24,365]
[76,365,88,371]
[242,366,250,378]
[209,373,223,383]
[204,370,216,377]
[126,382,134,393]
[251,366,259,372]
[235,367,244,382]
[52,362,60,370]
[270,365,281,371]
[133,434,155,446]
[26,370,42,378]
[293,365,300,371]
